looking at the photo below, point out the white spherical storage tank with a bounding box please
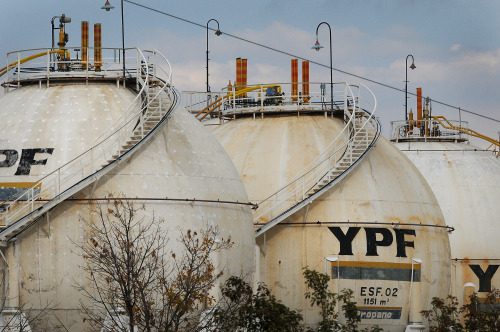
[208,82,451,331]
[392,131,500,309]
[0,48,254,331]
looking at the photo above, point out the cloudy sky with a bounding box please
[1,0,499,146]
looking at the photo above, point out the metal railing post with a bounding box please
[159,89,163,117]
[91,148,94,172]
[232,84,236,113]
[30,188,34,213]
[140,111,144,138]
[260,86,264,112]
[302,177,305,200]
[153,51,157,77]
[17,52,21,87]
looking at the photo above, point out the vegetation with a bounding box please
[463,290,500,331]
[421,296,463,332]
[75,198,500,331]
[211,276,304,331]
[303,267,339,331]
[76,197,232,332]
[303,267,381,332]
[0,303,55,332]
[422,289,500,332]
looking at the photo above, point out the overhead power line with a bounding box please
[125,0,500,124]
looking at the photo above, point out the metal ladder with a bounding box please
[0,49,178,242]
[254,83,381,238]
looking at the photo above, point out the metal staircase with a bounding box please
[254,83,381,238]
[0,49,179,242]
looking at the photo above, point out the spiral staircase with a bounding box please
[253,83,381,237]
[0,49,179,242]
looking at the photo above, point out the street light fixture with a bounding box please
[462,282,477,307]
[102,0,126,79]
[405,54,416,121]
[101,0,114,11]
[324,256,338,275]
[408,258,422,323]
[324,256,340,296]
[312,22,333,110]
[206,19,222,93]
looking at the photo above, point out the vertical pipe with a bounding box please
[58,27,65,51]
[227,80,232,98]
[7,244,19,309]
[121,0,126,79]
[1,243,29,330]
[408,261,422,324]
[409,110,414,130]
[242,58,247,98]
[236,58,242,95]
[291,59,298,102]
[254,245,261,290]
[94,23,102,72]
[409,279,422,323]
[302,60,310,103]
[416,88,422,128]
[211,240,221,304]
[458,107,462,140]
[57,27,65,71]
[81,21,88,69]
[424,98,429,137]
[462,283,476,323]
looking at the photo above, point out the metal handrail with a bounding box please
[0,48,175,231]
[432,115,500,149]
[255,83,357,204]
[182,82,350,117]
[92,49,173,144]
[2,47,141,92]
[253,83,379,229]
[390,119,470,141]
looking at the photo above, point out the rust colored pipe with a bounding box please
[81,21,89,68]
[291,59,298,101]
[236,57,242,93]
[302,60,310,103]
[417,87,422,128]
[94,23,102,71]
[242,58,248,97]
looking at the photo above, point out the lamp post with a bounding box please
[324,256,339,296]
[312,22,333,110]
[405,54,416,121]
[408,258,422,322]
[206,19,222,94]
[102,0,126,79]
[462,282,477,308]
[324,256,338,275]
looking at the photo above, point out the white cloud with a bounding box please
[451,44,461,51]
[454,50,500,72]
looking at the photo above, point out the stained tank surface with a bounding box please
[0,76,255,330]
[393,138,500,308]
[210,112,451,331]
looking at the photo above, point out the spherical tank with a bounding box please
[0,82,254,331]
[211,114,451,331]
[392,139,500,307]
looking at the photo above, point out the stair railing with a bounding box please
[0,48,174,229]
[253,82,379,226]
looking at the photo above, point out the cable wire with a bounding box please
[125,0,500,123]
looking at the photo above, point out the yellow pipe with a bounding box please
[0,50,70,78]
[195,84,281,120]
[431,115,500,148]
